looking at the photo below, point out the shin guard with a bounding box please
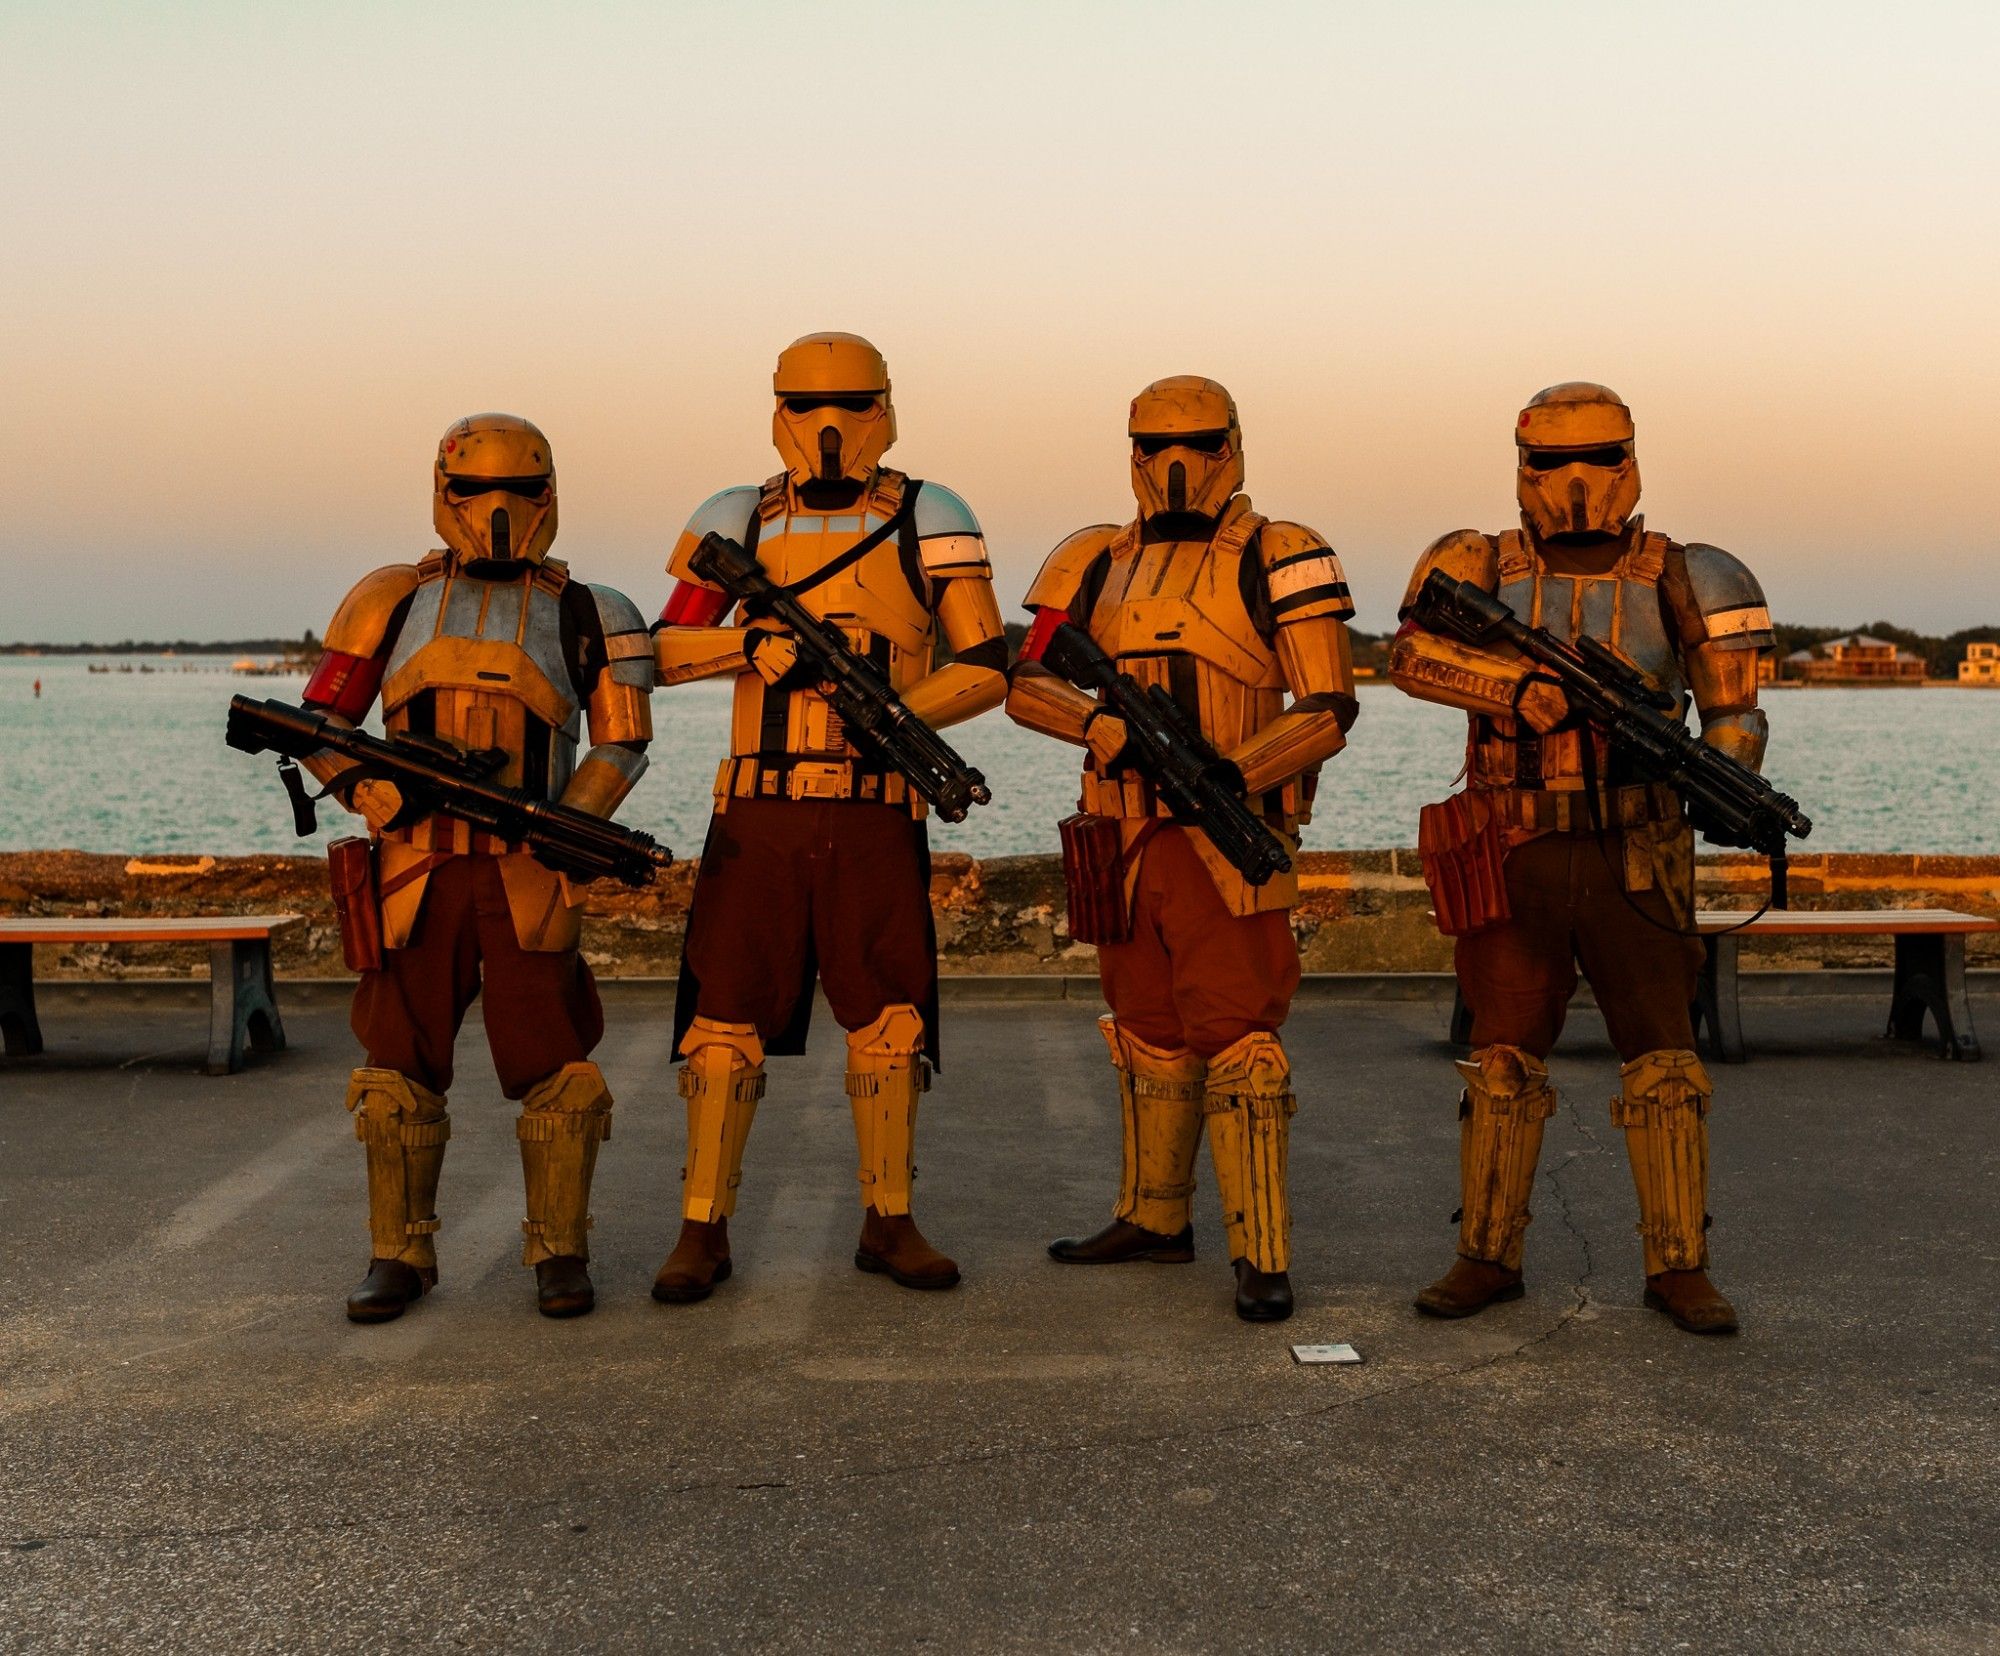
[346,1068,450,1273]
[678,1019,766,1223]
[845,1004,927,1216]
[1455,1044,1558,1270]
[516,1061,613,1265]
[1202,1032,1296,1273]
[1101,1016,1205,1236]
[1612,1048,1713,1273]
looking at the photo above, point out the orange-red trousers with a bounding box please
[350,856,604,1098]
[1455,831,1703,1061]
[1096,827,1300,1059]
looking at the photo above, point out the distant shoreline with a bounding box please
[1,640,313,658]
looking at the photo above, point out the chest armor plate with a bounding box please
[758,509,933,666]
[730,502,936,765]
[381,566,582,794]
[1086,530,1284,763]
[1477,532,1687,792]
[1495,533,1685,703]
[1090,537,1281,691]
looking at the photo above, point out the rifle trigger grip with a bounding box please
[276,757,319,839]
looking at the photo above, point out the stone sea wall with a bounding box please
[3,848,1995,980]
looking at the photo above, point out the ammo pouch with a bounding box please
[1417,792,1511,938]
[327,836,383,973]
[1059,813,1134,946]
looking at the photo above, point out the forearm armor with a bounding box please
[1229,700,1349,796]
[559,670,653,817]
[655,624,749,688]
[1388,625,1532,717]
[900,576,1008,729]
[1685,639,1767,770]
[1006,661,1098,746]
[902,659,1006,729]
[560,742,649,818]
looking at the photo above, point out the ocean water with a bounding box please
[0,655,1995,858]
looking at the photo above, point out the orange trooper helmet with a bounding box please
[1515,382,1641,540]
[1129,376,1244,520]
[772,332,896,487]
[432,413,557,565]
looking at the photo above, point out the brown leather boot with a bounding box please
[1415,1255,1525,1319]
[651,1218,733,1304]
[854,1208,960,1290]
[1048,1219,1196,1264]
[1232,1258,1294,1323]
[345,1258,433,1324]
[534,1255,594,1318]
[1644,1268,1738,1334]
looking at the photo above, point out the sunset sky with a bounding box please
[3,1,1995,641]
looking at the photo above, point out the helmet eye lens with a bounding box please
[1525,445,1628,472]
[446,476,550,500]
[784,395,877,415]
[1135,430,1227,457]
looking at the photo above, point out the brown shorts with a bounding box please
[350,855,604,1098]
[1096,826,1300,1060]
[1454,830,1703,1060]
[675,797,938,1057]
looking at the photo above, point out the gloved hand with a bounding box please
[1515,678,1569,735]
[348,778,404,833]
[743,624,805,688]
[1085,711,1129,769]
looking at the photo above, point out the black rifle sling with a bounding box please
[783,480,921,599]
[753,481,919,760]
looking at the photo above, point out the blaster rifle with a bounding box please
[224,695,673,887]
[1039,621,1293,888]
[687,531,992,822]
[1410,571,1812,904]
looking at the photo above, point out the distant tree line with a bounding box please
[2,632,321,658]
[1770,622,2000,678]
[12,620,1998,678]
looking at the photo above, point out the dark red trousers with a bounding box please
[1097,827,1301,1059]
[1455,831,1703,1061]
[680,798,936,1041]
[351,856,604,1097]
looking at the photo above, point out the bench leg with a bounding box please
[1692,935,1745,1064]
[1889,934,1980,1061]
[207,940,287,1076]
[0,942,43,1058]
[1449,983,1474,1047]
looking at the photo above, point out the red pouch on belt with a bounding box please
[1417,792,1512,938]
[327,836,383,973]
[1059,813,1133,946]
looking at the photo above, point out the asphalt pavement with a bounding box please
[2,981,1995,1653]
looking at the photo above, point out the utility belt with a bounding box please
[714,755,912,809]
[1476,782,1684,835]
[1078,767,1297,831]
[384,813,519,858]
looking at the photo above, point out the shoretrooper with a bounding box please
[1390,382,1774,1334]
[302,413,654,1322]
[649,332,1008,1300]
[1008,376,1358,1322]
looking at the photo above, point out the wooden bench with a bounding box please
[0,915,303,1076]
[1449,908,1998,1064]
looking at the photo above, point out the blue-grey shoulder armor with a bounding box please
[682,485,761,543]
[589,584,655,688]
[1682,542,1774,651]
[911,481,983,539]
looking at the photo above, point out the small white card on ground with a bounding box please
[1291,1343,1362,1365]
